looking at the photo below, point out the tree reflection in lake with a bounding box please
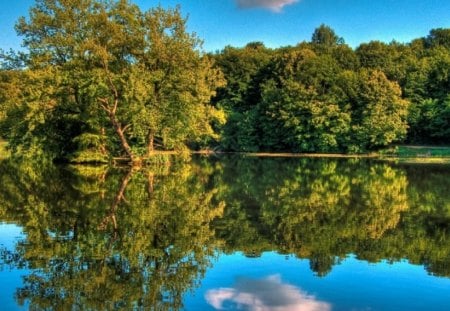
[0,158,224,310]
[0,156,449,309]
[213,157,450,277]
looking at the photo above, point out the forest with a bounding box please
[0,0,449,162]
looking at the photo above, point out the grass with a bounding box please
[381,145,450,157]
[242,152,378,158]
[383,157,450,164]
[379,145,450,164]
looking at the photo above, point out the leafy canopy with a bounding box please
[1,0,225,162]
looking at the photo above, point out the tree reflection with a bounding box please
[0,158,224,310]
[0,156,449,309]
[213,157,450,277]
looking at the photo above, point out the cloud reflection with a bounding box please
[205,274,331,310]
[236,0,299,12]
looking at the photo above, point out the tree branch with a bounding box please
[97,97,111,113]
[122,123,131,133]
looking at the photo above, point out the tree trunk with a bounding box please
[108,112,135,162]
[148,171,154,196]
[147,130,155,157]
[98,168,133,232]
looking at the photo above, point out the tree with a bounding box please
[425,28,450,49]
[311,24,344,48]
[255,48,351,152]
[259,78,351,152]
[335,68,409,151]
[2,0,224,162]
[403,44,450,143]
[211,43,272,151]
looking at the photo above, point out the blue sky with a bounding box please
[1,0,449,52]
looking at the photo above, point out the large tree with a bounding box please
[1,0,224,162]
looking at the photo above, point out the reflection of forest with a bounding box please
[0,156,449,308]
[213,157,450,277]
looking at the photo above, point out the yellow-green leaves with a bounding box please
[4,0,225,161]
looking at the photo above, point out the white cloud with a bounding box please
[205,274,331,311]
[236,0,299,12]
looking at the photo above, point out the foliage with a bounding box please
[0,0,224,162]
[212,25,450,151]
[211,42,272,151]
[1,2,449,158]
[212,25,421,153]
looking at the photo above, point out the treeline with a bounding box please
[211,25,450,153]
[0,0,449,161]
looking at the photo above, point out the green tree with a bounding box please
[340,69,409,151]
[311,24,344,48]
[212,43,272,151]
[257,48,356,152]
[403,44,450,143]
[2,0,224,162]
[425,28,450,49]
[259,78,350,152]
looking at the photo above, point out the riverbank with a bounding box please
[222,146,450,162]
[241,152,378,158]
[380,145,450,157]
[378,146,450,164]
[1,142,449,164]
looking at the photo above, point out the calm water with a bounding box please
[0,156,449,310]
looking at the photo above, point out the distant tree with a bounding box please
[311,24,344,47]
[356,40,415,86]
[404,42,450,144]
[256,49,351,152]
[331,44,359,70]
[425,28,450,49]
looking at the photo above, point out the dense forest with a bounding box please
[0,0,449,162]
[212,26,450,153]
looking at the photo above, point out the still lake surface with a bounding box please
[0,155,449,310]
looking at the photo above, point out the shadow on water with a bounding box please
[0,156,449,309]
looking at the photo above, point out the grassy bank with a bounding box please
[242,152,378,158]
[1,143,450,163]
[379,145,450,164]
[381,145,450,157]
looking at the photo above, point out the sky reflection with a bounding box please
[205,274,331,311]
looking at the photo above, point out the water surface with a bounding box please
[0,156,449,310]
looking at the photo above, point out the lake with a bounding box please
[0,156,449,310]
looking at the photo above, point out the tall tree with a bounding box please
[311,24,344,49]
[212,43,272,151]
[2,0,224,162]
[349,69,410,151]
